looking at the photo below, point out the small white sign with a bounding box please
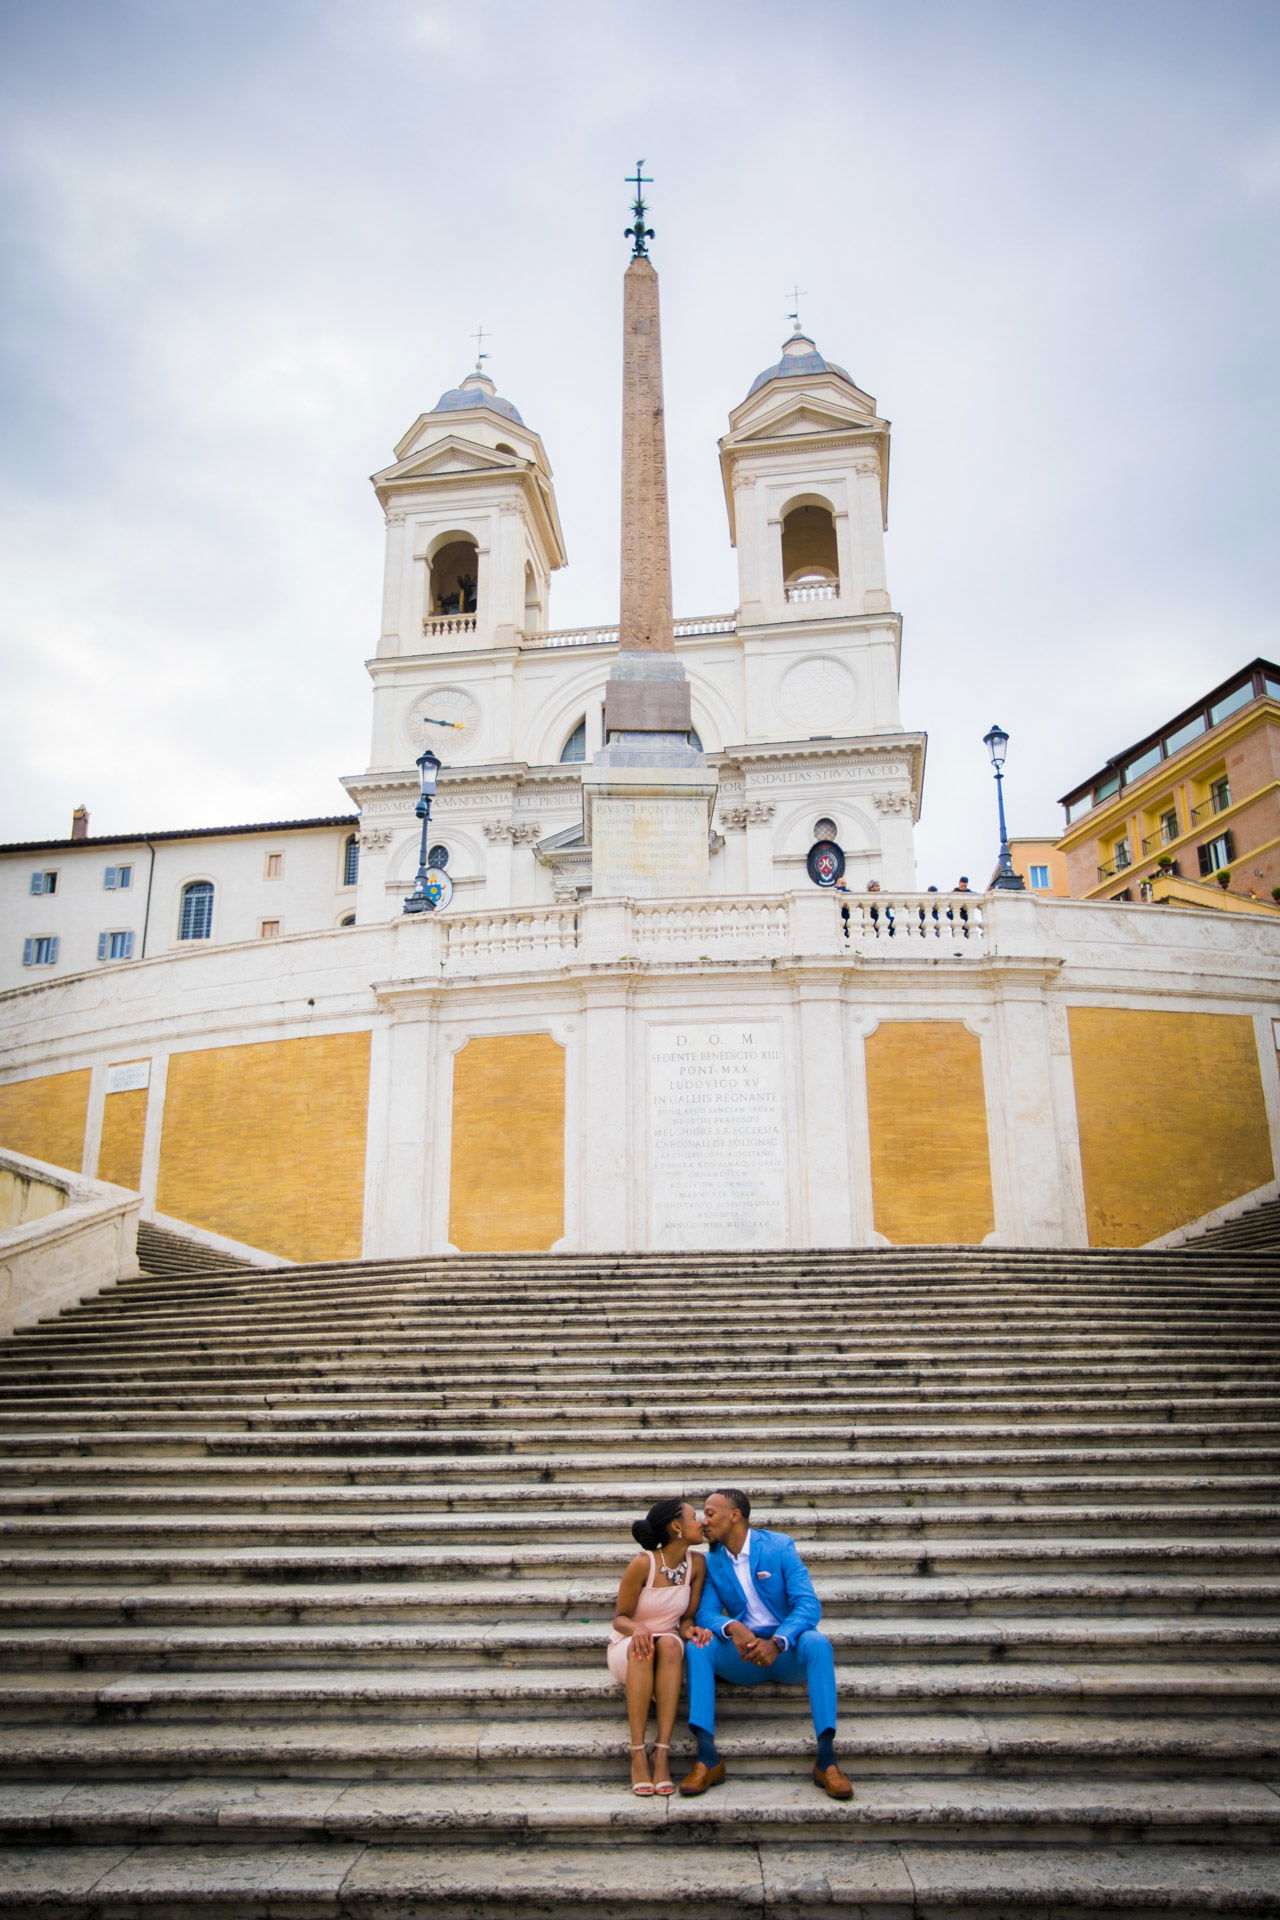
[105,1061,150,1094]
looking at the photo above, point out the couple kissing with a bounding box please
[607,1487,852,1801]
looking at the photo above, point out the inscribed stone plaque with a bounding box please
[105,1061,150,1094]
[592,795,710,900]
[648,1023,786,1250]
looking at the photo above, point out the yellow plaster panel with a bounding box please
[865,1022,994,1246]
[450,1033,565,1252]
[157,1033,370,1261]
[98,1088,148,1192]
[0,1070,91,1174]
[1069,1008,1273,1246]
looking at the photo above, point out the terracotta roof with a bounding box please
[0,816,358,856]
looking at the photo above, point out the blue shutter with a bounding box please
[23,938,33,965]
[122,931,135,958]
[29,872,42,894]
[104,867,117,889]
[98,933,109,960]
[48,936,59,963]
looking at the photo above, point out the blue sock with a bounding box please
[816,1728,836,1770]
[695,1726,719,1767]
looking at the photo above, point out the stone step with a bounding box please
[0,1625,1274,1683]
[7,1838,1280,1919]
[1,1498,1273,1560]
[1,1705,1278,1780]
[2,1572,1275,1628]
[2,1534,1275,1584]
[7,1478,1276,1537]
[4,1445,1274,1487]
[6,1775,1280,1851]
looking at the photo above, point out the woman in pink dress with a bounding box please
[607,1497,711,1795]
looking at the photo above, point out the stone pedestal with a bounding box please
[582,764,717,900]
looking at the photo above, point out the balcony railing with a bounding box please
[1191,788,1231,824]
[520,614,738,649]
[1140,822,1180,855]
[423,614,477,637]
[784,582,838,604]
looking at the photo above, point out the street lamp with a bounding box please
[403,745,443,914]
[983,723,1026,891]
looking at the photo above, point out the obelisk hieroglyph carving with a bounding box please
[583,165,717,898]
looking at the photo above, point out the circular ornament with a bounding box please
[425,870,454,910]
[779,657,856,732]
[403,688,481,756]
[807,840,845,888]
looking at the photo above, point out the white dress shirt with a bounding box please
[723,1530,788,1648]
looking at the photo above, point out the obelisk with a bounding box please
[582,165,717,899]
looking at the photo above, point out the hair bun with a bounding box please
[631,1518,658,1549]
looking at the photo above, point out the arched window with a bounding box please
[560,717,587,763]
[339,914,356,928]
[429,537,478,617]
[178,880,214,941]
[781,502,839,601]
[342,834,359,887]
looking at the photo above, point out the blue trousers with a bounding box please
[685,1628,837,1738]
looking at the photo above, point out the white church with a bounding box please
[1,236,1277,1270]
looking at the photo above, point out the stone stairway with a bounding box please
[2,1244,1280,1916]
[1181,1201,1280,1255]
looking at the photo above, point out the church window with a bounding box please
[429,538,479,618]
[178,881,214,941]
[22,935,58,966]
[560,718,587,763]
[97,931,134,961]
[781,502,839,600]
[339,914,356,928]
[342,834,359,887]
[264,852,283,879]
[427,844,449,870]
[29,870,57,895]
[104,865,133,889]
[814,817,838,840]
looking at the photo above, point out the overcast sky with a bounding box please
[1,0,1277,887]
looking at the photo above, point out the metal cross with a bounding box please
[471,324,489,367]
[625,161,655,258]
[787,285,808,331]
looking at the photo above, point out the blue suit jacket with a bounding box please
[694,1528,822,1648]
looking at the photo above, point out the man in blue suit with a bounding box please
[678,1488,853,1799]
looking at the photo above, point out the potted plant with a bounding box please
[1215,870,1232,890]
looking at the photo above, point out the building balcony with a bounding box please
[1191,788,1232,825]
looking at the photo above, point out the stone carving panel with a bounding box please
[778,657,856,733]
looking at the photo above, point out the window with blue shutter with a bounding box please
[24,935,58,965]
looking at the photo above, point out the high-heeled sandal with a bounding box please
[651,1741,676,1795]
[629,1743,655,1796]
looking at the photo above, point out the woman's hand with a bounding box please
[684,1625,712,1648]
[629,1630,654,1661]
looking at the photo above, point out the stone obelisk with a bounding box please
[583,166,717,898]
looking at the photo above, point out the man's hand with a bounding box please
[683,1625,712,1647]
[727,1623,780,1666]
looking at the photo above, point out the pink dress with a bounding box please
[606,1549,691,1683]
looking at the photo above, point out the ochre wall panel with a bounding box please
[0,1070,91,1174]
[98,1087,148,1192]
[157,1033,370,1261]
[1069,1008,1273,1247]
[866,1021,994,1246]
[450,1033,564,1252]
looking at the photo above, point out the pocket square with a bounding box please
[757,1570,772,1580]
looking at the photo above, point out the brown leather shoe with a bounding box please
[678,1759,726,1796]
[812,1761,854,1800]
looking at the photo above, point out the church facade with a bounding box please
[2,258,1278,1265]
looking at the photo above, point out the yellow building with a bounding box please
[1057,659,1280,908]
[989,837,1071,895]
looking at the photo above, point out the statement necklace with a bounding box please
[659,1552,689,1586]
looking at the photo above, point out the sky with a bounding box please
[1,0,1277,888]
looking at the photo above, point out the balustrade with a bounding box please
[422,614,477,638]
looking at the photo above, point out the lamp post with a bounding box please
[983,723,1026,891]
[403,745,443,914]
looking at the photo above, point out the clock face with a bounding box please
[403,687,481,756]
